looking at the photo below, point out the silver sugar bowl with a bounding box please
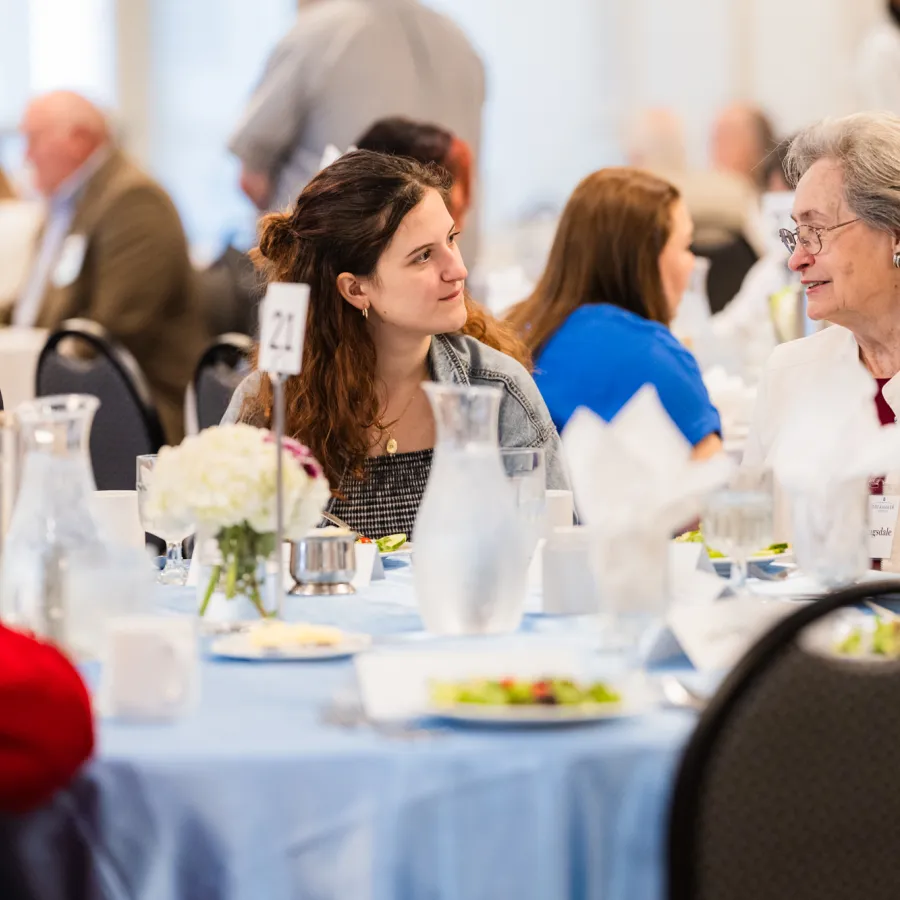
[289,532,356,595]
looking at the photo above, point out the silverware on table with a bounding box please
[321,510,357,534]
[661,675,708,712]
[866,601,899,620]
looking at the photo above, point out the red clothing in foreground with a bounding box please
[0,625,94,813]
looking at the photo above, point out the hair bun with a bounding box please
[257,211,302,263]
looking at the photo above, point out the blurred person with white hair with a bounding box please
[626,108,765,316]
[857,1,900,112]
[710,103,777,192]
[711,138,799,376]
[228,0,484,261]
[12,91,207,442]
[744,112,900,569]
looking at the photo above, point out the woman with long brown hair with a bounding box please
[224,150,567,539]
[506,167,722,458]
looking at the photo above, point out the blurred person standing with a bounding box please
[857,1,900,112]
[228,0,484,260]
[13,91,207,443]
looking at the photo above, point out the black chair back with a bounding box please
[668,579,900,900]
[0,816,37,900]
[692,232,758,315]
[189,333,254,432]
[35,319,165,490]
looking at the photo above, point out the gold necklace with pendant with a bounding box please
[383,389,418,455]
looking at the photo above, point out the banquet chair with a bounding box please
[668,579,900,900]
[692,231,758,315]
[36,319,165,490]
[0,815,37,900]
[185,333,254,434]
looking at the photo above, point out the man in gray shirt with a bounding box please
[229,0,485,259]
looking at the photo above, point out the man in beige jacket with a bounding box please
[13,91,207,442]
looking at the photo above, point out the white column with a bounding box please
[114,0,152,165]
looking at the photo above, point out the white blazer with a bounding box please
[744,324,900,570]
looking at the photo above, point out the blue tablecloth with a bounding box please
[15,570,698,900]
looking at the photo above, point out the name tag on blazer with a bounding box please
[51,233,87,288]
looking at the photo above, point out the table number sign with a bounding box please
[258,282,309,376]
[258,282,311,617]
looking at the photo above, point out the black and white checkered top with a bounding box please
[327,449,433,540]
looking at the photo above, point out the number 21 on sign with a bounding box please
[258,282,309,376]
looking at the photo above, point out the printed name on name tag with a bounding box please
[869,494,899,560]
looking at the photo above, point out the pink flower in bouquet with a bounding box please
[264,433,324,481]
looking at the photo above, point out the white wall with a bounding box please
[423,0,621,232]
[617,0,885,166]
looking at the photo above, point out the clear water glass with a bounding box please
[500,448,547,559]
[703,469,774,593]
[789,478,868,588]
[136,454,194,585]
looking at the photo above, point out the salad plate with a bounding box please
[426,676,651,727]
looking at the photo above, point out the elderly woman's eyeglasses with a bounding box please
[778,219,859,255]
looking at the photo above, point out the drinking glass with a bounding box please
[789,477,868,588]
[136,454,194,585]
[500,448,547,559]
[703,468,775,593]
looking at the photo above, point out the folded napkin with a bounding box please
[562,386,733,618]
[703,366,757,439]
[768,359,900,492]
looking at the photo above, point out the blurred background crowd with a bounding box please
[0,0,897,445]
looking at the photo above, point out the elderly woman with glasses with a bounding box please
[744,111,900,567]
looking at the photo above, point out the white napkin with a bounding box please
[562,387,733,621]
[563,386,734,536]
[768,359,900,491]
[702,366,757,440]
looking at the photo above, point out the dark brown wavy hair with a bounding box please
[506,167,681,356]
[242,149,528,488]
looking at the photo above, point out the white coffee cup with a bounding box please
[89,490,145,550]
[541,526,600,615]
[98,617,198,719]
[545,489,575,534]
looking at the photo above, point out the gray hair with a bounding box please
[785,112,900,234]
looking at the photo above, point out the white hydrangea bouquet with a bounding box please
[145,424,330,617]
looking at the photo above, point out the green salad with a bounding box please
[675,530,789,560]
[357,533,408,553]
[430,677,622,707]
[836,618,900,658]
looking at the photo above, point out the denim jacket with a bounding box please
[222,333,569,490]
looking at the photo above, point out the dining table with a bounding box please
[13,561,703,900]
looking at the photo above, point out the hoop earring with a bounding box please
[893,252,900,269]
[362,306,369,319]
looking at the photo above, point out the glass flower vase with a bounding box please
[196,524,275,622]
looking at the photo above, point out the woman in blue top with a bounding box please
[507,167,722,458]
